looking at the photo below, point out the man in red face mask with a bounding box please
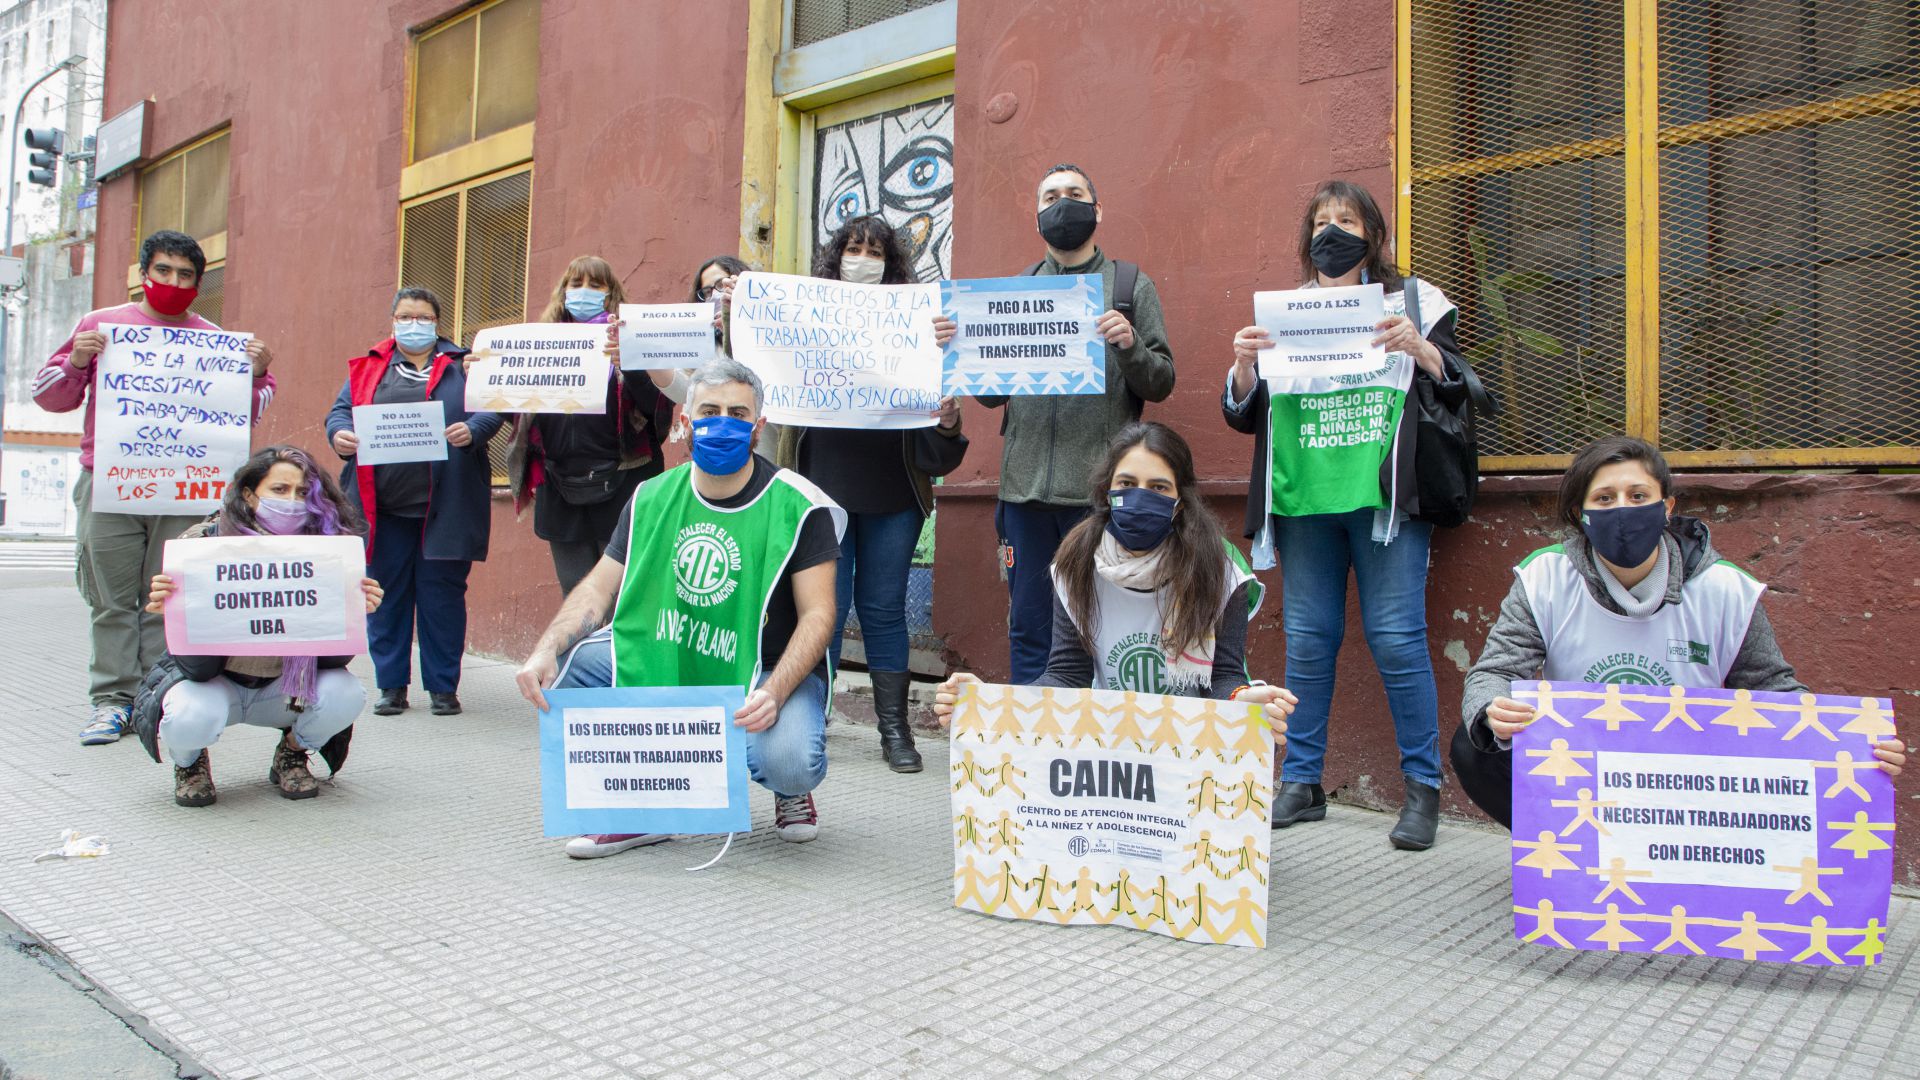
[31,230,279,746]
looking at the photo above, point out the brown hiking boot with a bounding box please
[269,739,320,800]
[173,751,216,807]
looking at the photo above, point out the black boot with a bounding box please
[870,671,922,773]
[373,688,408,716]
[1389,780,1441,850]
[1271,781,1326,828]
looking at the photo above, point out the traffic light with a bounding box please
[24,128,63,187]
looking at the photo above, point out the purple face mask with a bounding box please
[254,496,310,535]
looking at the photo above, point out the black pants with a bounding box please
[1448,721,1512,830]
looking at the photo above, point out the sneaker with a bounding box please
[774,793,819,843]
[429,692,462,716]
[372,688,408,716]
[173,751,216,807]
[564,833,669,859]
[79,704,130,746]
[269,740,320,800]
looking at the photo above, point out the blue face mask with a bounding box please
[1105,486,1179,551]
[1581,501,1668,568]
[690,415,755,476]
[565,287,608,322]
[393,321,438,353]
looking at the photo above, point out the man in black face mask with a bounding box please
[973,163,1176,684]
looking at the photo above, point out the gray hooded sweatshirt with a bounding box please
[1459,515,1805,753]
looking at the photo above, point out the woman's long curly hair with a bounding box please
[216,445,363,538]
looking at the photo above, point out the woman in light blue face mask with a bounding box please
[495,256,676,595]
[325,286,502,718]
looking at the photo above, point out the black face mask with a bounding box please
[1581,502,1668,568]
[1309,223,1370,279]
[1037,198,1098,252]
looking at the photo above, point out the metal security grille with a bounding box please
[411,0,539,163]
[398,168,533,483]
[1405,0,1920,469]
[137,131,230,241]
[790,0,945,48]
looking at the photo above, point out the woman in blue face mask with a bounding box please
[771,216,969,775]
[933,423,1298,742]
[498,256,677,595]
[325,287,501,718]
[140,446,384,807]
[1452,436,1907,829]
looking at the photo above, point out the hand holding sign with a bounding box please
[538,686,751,838]
[350,402,449,465]
[729,271,941,429]
[149,572,382,615]
[1252,283,1387,381]
[160,535,369,657]
[464,323,608,414]
[91,323,256,514]
[616,303,717,370]
[939,275,1104,396]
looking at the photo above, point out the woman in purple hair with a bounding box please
[142,446,384,807]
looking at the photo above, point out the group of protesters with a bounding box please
[36,166,1905,850]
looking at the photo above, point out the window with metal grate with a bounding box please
[790,0,947,48]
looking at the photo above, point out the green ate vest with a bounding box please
[610,463,843,692]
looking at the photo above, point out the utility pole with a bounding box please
[0,54,86,526]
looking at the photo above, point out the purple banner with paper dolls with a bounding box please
[1509,681,1896,965]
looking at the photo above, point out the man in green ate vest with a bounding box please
[516,359,846,860]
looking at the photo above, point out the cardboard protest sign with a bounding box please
[162,535,368,657]
[1253,283,1386,380]
[1510,681,1897,965]
[538,686,750,837]
[949,683,1274,948]
[940,274,1104,396]
[728,271,941,429]
[350,401,448,466]
[617,303,717,370]
[90,323,254,514]
[465,323,608,414]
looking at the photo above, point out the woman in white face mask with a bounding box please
[773,215,966,775]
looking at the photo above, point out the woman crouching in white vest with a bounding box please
[1453,436,1905,828]
[934,422,1296,742]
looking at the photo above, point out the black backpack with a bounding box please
[1023,258,1144,419]
[1403,277,1499,527]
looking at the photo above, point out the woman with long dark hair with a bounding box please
[327,286,498,717]
[933,423,1296,737]
[142,446,383,806]
[775,215,966,774]
[501,255,676,593]
[1453,436,1906,827]
[1222,178,1467,850]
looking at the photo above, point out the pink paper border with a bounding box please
[163,535,369,657]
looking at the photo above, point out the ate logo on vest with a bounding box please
[1583,650,1675,686]
[1104,632,1167,693]
[672,522,743,607]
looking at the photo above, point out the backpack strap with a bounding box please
[1406,274,1498,419]
[1022,260,1045,276]
[1111,259,1140,321]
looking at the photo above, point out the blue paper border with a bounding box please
[940,274,1106,396]
[539,685,751,837]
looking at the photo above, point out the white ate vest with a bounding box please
[1515,544,1766,687]
[1051,555,1261,697]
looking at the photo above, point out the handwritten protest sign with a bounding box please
[940,274,1105,396]
[90,323,254,514]
[1253,283,1386,380]
[617,303,716,370]
[949,683,1274,948]
[350,401,447,466]
[162,535,367,657]
[464,323,607,414]
[728,271,941,429]
[538,686,750,837]
[1510,682,1897,965]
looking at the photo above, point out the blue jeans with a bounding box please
[996,500,1090,683]
[367,513,472,693]
[553,629,829,797]
[1272,510,1442,789]
[831,508,922,673]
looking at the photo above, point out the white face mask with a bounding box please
[839,254,886,285]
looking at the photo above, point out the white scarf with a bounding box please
[1094,531,1168,592]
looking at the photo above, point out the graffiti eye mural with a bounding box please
[812,95,955,283]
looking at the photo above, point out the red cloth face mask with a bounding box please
[142,277,198,316]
